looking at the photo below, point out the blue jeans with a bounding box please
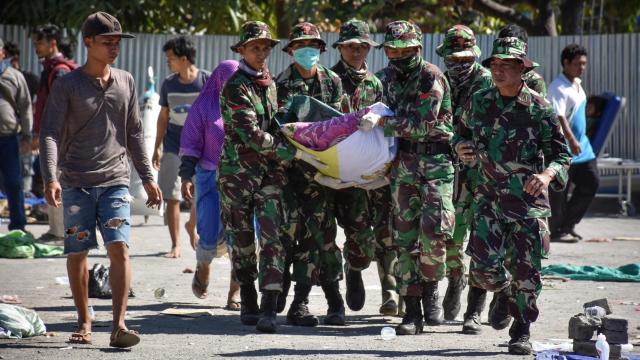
[62,186,131,254]
[194,166,227,262]
[0,135,26,230]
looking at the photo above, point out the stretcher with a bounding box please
[591,93,637,216]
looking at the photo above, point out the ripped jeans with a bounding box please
[62,186,131,254]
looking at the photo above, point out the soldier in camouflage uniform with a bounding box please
[497,24,547,97]
[454,37,571,354]
[329,19,398,316]
[219,21,326,333]
[435,25,493,330]
[363,21,455,335]
[274,22,346,326]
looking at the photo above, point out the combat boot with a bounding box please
[488,288,512,330]
[442,274,467,320]
[377,251,398,316]
[256,290,279,333]
[422,281,444,326]
[462,286,487,335]
[276,267,291,313]
[396,296,423,335]
[508,320,532,355]
[240,284,260,325]
[286,283,319,327]
[322,281,346,325]
[345,269,365,311]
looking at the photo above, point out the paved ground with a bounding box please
[1,199,639,360]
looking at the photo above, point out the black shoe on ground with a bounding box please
[256,291,279,333]
[507,321,532,355]
[443,275,467,321]
[240,284,260,325]
[286,284,319,327]
[422,281,444,326]
[322,282,345,325]
[461,286,487,335]
[277,268,291,314]
[345,269,365,311]
[488,289,512,330]
[396,296,423,335]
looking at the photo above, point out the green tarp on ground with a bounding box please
[0,230,63,258]
[541,263,640,282]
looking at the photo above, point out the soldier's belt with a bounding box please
[398,139,451,156]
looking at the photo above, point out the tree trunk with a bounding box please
[560,0,586,34]
[471,0,558,36]
[275,0,290,39]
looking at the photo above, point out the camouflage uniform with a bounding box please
[455,37,571,332]
[375,21,455,301]
[330,19,396,313]
[219,22,293,293]
[276,23,344,288]
[523,70,547,97]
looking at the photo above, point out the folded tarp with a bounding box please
[541,263,640,282]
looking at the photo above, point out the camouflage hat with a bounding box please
[331,19,379,48]
[435,25,481,59]
[378,20,422,49]
[282,22,327,53]
[482,37,536,72]
[230,21,280,53]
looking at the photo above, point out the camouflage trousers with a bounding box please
[391,153,455,297]
[369,185,395,260]
[218,165,286,291]
[448,167,478,278]
[466,202,548,323]
[283,163,342,286]
[335,187,374,272]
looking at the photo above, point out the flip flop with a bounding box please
[225,299,241,311]
[109,328,140,348]
[191,268,209,299]
[67,331,92,344]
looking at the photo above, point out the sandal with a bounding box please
[67,331,92,344]
[191,267,208,299]
[225,299,241,311]
[109,328,140,348]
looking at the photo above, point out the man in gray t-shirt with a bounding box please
[152,36,209,259]
[39,11,162,348]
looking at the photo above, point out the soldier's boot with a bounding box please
[240,284,261,325]
[377,252,398,316]
[462,286,487,335]
[322,281,346,326]
[396,296,423,335]
[256,291,279,333]
[508,320,532,355]
[345,269,366,311]
[422,281,444,326]
[276,267,291,314]
[488,288,512,330]
[397,296,406,317]
[442,274,467,320]
[286,283,319,327]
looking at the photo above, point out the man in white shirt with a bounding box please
[547,44,598,243]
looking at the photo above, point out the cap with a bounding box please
[435,25,481,59]
[378,21,422,49]
[230,21,280,53]
[482,37,536,72]
[332,19,379,48]
[81,12,134,39]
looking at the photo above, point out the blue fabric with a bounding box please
[195,165,226,250]
[570,100,596,164]
[590,93,623,156]
[163,123,183,155]
[61,186,131,254]
[0,135,26,230]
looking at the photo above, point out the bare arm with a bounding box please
[557,114,581,155]
[152,106,169,170]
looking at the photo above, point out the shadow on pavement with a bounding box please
[215,348,504,357]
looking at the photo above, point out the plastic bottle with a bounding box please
[585,306,606,318]
[595,333,610,360]
[380,326,396,340]
[88,306,96,321]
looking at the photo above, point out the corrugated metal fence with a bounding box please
[1,25,638,160]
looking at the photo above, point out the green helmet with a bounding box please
[282,22,327,53]
[481,37,536,72]
[378,20,422,49]
[230,21,279,53]
[332,19,379,48]
[436,25,481,59]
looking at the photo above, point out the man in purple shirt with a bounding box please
[39,12,162,348]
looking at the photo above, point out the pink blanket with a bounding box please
[282,108,368,151]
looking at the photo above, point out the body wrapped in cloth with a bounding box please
[278,96,396,187]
